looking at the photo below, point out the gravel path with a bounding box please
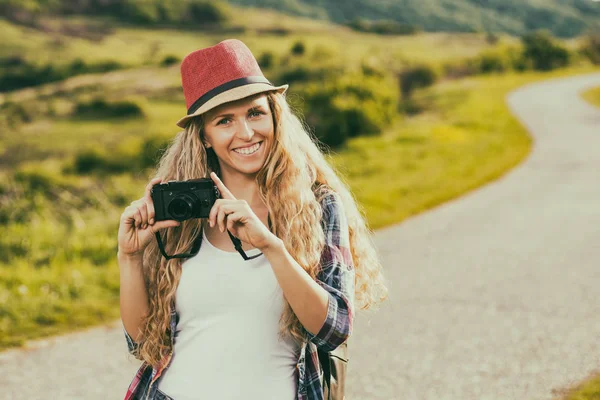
[1,72,599,400]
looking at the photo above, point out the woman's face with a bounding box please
[202,93,274,176]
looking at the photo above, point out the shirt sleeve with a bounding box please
[304,191,355,352]
[123,325,140,356]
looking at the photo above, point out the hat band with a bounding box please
[187,76,273,115]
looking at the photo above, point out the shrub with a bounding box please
[73,149,110,174]
[485,32,500,45]
[68,58,87,74]
[0,62,62,92]
[72,98,144,119]
[291,41,306,56]
[0,55,26,68]
[160,55,179,67]
[0,101,33,128]
[299,71,399,148]
[398,65,437,99]
[139,136,170,168]
[87,60,123,73]
[0,58,123,92]
[442,59,480,79]
[258,52,275,69]
[280,65,312,83]
[73,148,132,174]
[521,30,570,71]
[478,52,508,73]
[347,18,419,35]
[581,32,600,65]
[256,27,290,36]
[183,0,230,26]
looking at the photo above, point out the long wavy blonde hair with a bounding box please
[134,90,388,366]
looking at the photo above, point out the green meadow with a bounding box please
[0,5,598,351]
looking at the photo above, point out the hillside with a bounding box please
[227,0,600,38]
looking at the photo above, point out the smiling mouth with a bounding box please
[233,141,262,155]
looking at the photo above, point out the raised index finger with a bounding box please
[210,172,236,200]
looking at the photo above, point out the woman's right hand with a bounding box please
[118,177,181,257]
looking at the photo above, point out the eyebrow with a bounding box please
[210,105,266,122]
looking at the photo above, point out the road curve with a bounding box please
[0,72,599,400]
[347,71,600,400]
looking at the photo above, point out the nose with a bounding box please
[237,119,254,141]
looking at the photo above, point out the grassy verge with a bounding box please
[1,65,596,351]
[333,67,597,230]
[581,86,600,108]
[553,370,600,400]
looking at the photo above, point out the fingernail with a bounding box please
[149,218,154,224]
[210,220,213,227]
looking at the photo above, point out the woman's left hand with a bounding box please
[208,172,280,251]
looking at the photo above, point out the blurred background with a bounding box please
[0,0,599,397]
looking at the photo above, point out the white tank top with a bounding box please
[157,228,301,400]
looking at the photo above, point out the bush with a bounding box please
[258,52,275,69]
[291,41,306,56]
[87,60,123,73]
[485,32,500,45]
[280,65,312,83]
[478,52,508,74]
[73,148,132,174]
[0,55,26,68]
[256,27,290,36]
[347,18,419,35]
[581,32,600,65]
[160,55,179,67]
[398,65,437,99]
[0,101,33,128]
[299,70,399,148]
[442,59,480,79]
[72,98,144,119]
[0,58,124,92]
[139,136,170,168]
[183,0,230,26]
[521,30,570,71]
[0,62,62,92]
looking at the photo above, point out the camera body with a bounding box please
[151,178,220,222]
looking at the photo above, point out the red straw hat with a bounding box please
[176,39,288,128]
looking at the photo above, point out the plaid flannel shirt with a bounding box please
[123,191,355,400]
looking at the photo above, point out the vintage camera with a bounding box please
[151,178,220,222]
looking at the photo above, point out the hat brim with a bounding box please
[176,83,288,128]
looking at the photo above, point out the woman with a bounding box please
[118,39,388,400]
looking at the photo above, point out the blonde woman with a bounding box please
[118,39,388,400]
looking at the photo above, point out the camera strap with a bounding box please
[155,213,273,261]
[155,228,203,260]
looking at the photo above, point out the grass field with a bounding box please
[0,9,514,70]
[0,9,597,350]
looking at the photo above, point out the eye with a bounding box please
[216,118,231,126]
[250,110,265,118]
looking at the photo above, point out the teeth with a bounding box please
[233,142,261,155]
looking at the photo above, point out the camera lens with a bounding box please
[168,193,197,221]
